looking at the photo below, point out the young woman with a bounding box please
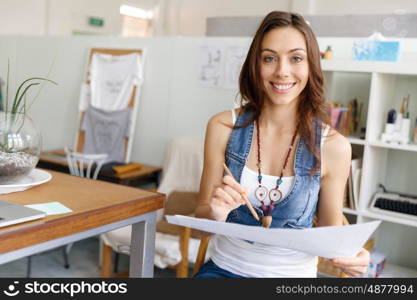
[194,11,370,278]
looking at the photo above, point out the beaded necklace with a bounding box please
[254,120,299,228]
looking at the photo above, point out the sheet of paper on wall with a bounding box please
[223,46,248,90]
[166,215,381,258]
[198,46,224,88]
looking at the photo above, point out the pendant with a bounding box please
[255,185,268,201]
[262,216,272,228]
[269,188,282,202]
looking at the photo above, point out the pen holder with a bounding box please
[413,119,417,143]
[394,113,403,132]
[401,118,411,139]
[385,123,395,134]
[381,123,395,143]
[381,119,410,144]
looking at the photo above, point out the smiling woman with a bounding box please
[194,11,370,278]
[260,27,309,105]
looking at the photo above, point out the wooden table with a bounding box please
[0,170,164,277]
[38,149,162,187]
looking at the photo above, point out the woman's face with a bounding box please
[260,26,309,106]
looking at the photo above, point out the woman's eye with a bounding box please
[292,56,303,63]
[263,56,276,63]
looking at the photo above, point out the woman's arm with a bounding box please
[195,111,247,221]
[316,129,351,227]
[318,129,369,277]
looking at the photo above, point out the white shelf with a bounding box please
[343,207,359,216]
[379,263,417,278]
[369,140,417,152]
[322,60,417,75]
[322,57,417,275]
[347,137,366,145]
[361,209,417,228]
[343,208,417,228]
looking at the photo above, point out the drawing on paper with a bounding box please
[199,46,223,88]
[224,46,248,89]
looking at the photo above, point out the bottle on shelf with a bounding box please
[381,95,411,145]
[324,46,333,60]
[413,117,417,144]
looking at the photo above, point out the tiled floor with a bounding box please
[0,237,178,278]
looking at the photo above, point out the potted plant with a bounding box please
[0,64,57,183]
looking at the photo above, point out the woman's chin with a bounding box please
[266,96,298,106]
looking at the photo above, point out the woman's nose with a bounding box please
[274,61,290,78]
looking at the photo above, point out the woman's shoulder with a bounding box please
[207,109,240,130]
[205,111,235,150]
[322,127,351,161]
[205,108,245,146]
[208,110,232,124]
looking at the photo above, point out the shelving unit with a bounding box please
[342,207,360,216]
[369,140,417,152]
[322,59,417,277]
[342,208,417,228]
[347,137,366,146]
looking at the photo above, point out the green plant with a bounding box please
[1,62,57,153]
[3,60,57,114]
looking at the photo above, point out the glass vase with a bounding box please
[0,111,41,183]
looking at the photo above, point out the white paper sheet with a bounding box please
[25,202,73,215]
[166,215,381,258]
[198,46,224,88]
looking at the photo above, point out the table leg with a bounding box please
[129,211,157,278]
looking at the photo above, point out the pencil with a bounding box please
[222,162,260,221]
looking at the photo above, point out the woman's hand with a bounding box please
[209,175,248,221]
[330,248,370,277]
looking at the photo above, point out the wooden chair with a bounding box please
[100,191,205,278]
[192,214,361,277]
[154,191,205,277]
[64,147,108,180]
[192,235,211,276]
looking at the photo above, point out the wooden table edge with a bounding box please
[0,193,165,254]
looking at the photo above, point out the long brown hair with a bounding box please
[238,11,329,174]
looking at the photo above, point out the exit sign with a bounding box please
[88,17,104,27]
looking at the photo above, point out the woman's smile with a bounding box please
[270,82,297,94]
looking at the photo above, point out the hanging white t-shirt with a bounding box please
[87,52,143,111]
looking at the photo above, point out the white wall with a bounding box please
[148,0,417,36]
[0,0,162,36]
[0,36,250,166]
[172,0,291,36]
[1,0,417,37]
[0,0,47,35]
[312,0,417,15]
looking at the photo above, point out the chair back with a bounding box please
[64,147,108,179]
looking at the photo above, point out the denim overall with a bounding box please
[225,109,322,229]
[194,110,322,278]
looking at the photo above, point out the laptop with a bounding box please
[0,200,46,228]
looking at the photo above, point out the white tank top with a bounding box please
[209,109,329,278]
